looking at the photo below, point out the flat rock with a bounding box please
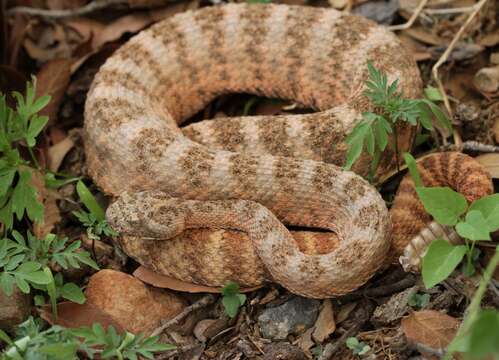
[85,269,187,335]
[0,288,31,332]
[258,296,320,340]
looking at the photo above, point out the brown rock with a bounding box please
[0,288,31,332]
[85,269,187,335]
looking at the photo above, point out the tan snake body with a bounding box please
[84,3,492,298]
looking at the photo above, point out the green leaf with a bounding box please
[403,153,423,188]
[76,181,105,221]
[456,210,491,241]
[16,261,40,273]
[0,169,16,198]
[424,86,443,101]
[373,118,389,151]
[0,272,15,295]
[39,342,79,360]
[221,281,240,296]
[468,309,499,359]
[422,240,467,288]
[468,193,499,232]
[222,295,241,318]
[11,169,44,223]
[415,187,467,226]
[44,267,58,319]
[0,328,13,345]
[61,282,86,304]
[26,115,49,147]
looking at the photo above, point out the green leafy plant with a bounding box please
[404,153,499,286]
[0,317,175,360]
[0,78,50,230]
[345,337,371,356]
[404,153,499,359]
[408,292,430,309]
[221,281,247,318]
[0,231,99,316]
[344,62,451,181]
[73,180,117,241]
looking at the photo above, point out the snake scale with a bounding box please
[84,3,493,298]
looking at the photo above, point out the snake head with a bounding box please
[106,191,186,240]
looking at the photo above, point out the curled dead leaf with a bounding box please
[475,153,499,179]
[133,266,262,293]
[27,167,61,239]
[312,299,336,343]
[36,58,72,124]
[48,135,75,172]
[401,310,460,353]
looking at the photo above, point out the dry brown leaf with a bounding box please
[475,153,499,179]
[494,117,499,143]
[39,301,125,332]
[479,32,499,47]
[398,33,432,62]
[312,299,336,343]
[295,327,315,355]
[35,58,72,124]
[27,167,61,239]
[133,266,262,293]
[403,27,447,46]
[23,22,77,62]
[401,310,460,351]
[48,136,75,172]
[336,302,358,324]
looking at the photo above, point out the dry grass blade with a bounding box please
[388,0,429,31]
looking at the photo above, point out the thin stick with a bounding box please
[151,294,216,337]
[388,0,429,31]
[424,4,478,14]
[7,0,126,18]
[441,140,499,153]
[431,0,489,119]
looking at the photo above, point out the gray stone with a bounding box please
[257,296,320,340]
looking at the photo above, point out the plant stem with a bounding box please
[445,246,499,358]
[27,147,40,170]
[392,122,400,172]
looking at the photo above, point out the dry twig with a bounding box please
[151,294,216,337]
[431,0,490,120]
[388,0,429,31]
[7,0,126,18]
[441,140,499,153]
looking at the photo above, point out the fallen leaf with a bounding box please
[479,31,499,47]
[28,167,61,239]
[475,153,499,179]
[401,310,460,351]
[133,266,262,293]
[336,302,358,324]
[312,299,336,342]
[403,27,447,46]
[35,58,72,124]
[48,135,75,172]
[494,117,499,143]
[398,33,432,62]
[39,301,125,332]
[295,327,315,355]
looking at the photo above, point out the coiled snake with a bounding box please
[84,3,493,298]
